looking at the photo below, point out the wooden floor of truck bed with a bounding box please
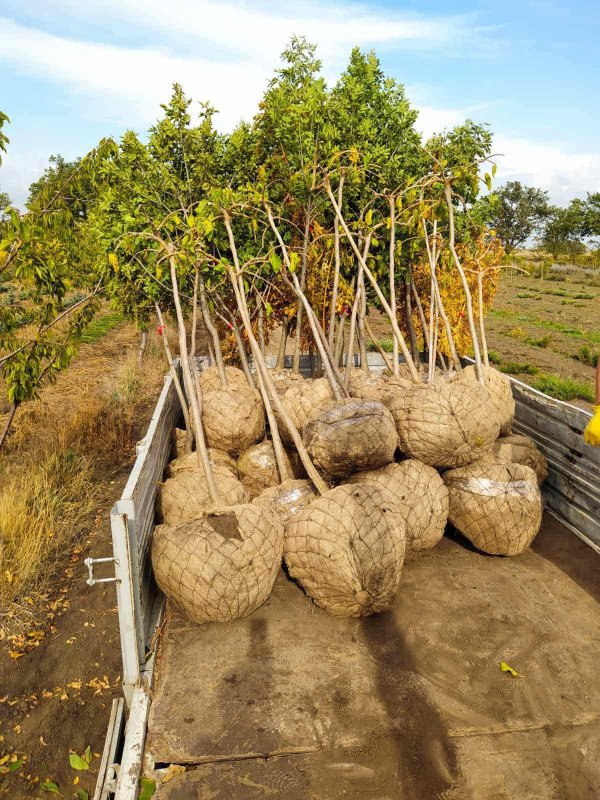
[146,513,600,799]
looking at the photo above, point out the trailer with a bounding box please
[90,358,600,800]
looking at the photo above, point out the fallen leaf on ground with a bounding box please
[499,661,522,677]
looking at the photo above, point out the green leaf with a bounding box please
[76,790,89,800]
[69,753,90,771]
[289,252,300,274]
[138,777,157,800]
[83,745,92,765]
[499,661,521,677]
[269,251,282,274]
[7,759,24,772]
[40,781,62,794]
[484,173,492,192]
[265,301,273,318]
[491,163,497,178]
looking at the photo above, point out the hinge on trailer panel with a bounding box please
[84,556,120,586]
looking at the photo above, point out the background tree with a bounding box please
[539,200,586,257]
[477,180,549,253]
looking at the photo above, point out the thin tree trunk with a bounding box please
[344,282,361,390]
[444,183,483,382]
[230,318,255,388]
[276,316,289,369]
[389,195,399,375]
[167,245,220,506]
[223,216,327,495]
[137,331,147,367]
[256,289,266,358]
[325,180,420,383]
[189,266,200,358]
[404,274,420,367]
[0,402,17,451]
[328,175,344,351]
[292,210,311,373]
[334,312,346,368]
[358,271,369,371]
[477,271,490,368]
[155,304,193,452]
[199,277,227,386]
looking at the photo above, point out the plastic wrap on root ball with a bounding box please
[202,384,265,455]
[252,479,318,527]
[303,398,397,480]
[197,365,248,394]
[347,368,389,401]
[385,378,500,468]
[157,462,248,525]
[346,459,448,558]
[444,462,543,556]
[285,483,406,617]
[152,504,284,623]
[461,365,515,436]
[237,440,294,498]
[277,377,334,447]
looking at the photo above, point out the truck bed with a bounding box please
[145,512,600,799]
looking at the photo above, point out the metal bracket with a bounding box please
[84,556,120,587]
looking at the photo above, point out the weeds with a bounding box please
[488,349,502,365]
[498,362,539,375]
[367,337,394,353]
[573,346,599,368]
[77,312,124,344]
[532,374,595,403]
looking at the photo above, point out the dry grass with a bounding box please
[0,323,168,637]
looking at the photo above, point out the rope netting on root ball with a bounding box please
[237,439,299,499]
[285,484,406,617]
[252,479,318,527]
[479,434,548,486]
[152,504,285,623]
[303,398,398,481]
[461,365,515,436]
[202,383,265,456]
[277,377,334,447]
[347,368,389,401]
[197,365,249,393]
[346,459,449,559]
[158,459,248,526]
[443,462,543,556]
[382,377,500,468]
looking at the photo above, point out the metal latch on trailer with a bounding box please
[84,556,120,587]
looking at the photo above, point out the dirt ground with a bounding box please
[0,324,168,799]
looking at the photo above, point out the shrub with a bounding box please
[499,362,539,375]
[367,337,394,353]
[532,374,595,403]
[573,346,599,368]
[487,349,502,365]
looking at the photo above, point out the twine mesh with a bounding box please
[166,449,238,479]
[267,368,305,396]
[252,479,317,527]
[303,398,397,480]
[346,459,448,558]
[152,504,284,623]
[202,385,265,455]
[479,434,548,486]
[285,483,406,618]
[347,369,389,401]
[444,462,543,555]
[237,440,294,498]
[384,378,500,468]
[277,377,334,447]
[171,428,190,460]
[197,365,248,394]
[157,462,248,526]
[462,365,515,436]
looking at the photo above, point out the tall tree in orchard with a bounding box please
[476,180,550,253]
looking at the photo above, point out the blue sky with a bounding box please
[1,0,598,208]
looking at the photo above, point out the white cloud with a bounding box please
[493,135,600,205]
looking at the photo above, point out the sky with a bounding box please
[1,0,599,208]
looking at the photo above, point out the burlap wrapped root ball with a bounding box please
[277,377,334,447]
[202,384,265,456]
[237,440,295,498]
[158,458,248,525]
[267,368,304,396]
[252,479,317,526]
[385,378,500,468]
[494,434,548,485]
[197,365,248,394]
[347,368,388,401]
[444,462,543,556]
[285,483,406,617]
[166,449,238,478]
[171,427,191,459]
[303,398,397,480]
[347,459,448,558]
[461,365,515,436]
[152,504,284,623]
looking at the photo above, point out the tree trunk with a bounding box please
[0,402,17,451]
[276,316,289,369]
[404,274,420,367]
[389,196,399,375]
[137,331,147,367]
[199,277,227,386]
[156,304,193,453]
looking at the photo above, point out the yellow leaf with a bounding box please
[499,661,521,677]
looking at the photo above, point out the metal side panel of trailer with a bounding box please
[98,361,600,800]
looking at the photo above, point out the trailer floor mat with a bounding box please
[147,513,600,799]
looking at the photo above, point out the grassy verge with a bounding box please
[531,374,595,403]
[490,308,600,344]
